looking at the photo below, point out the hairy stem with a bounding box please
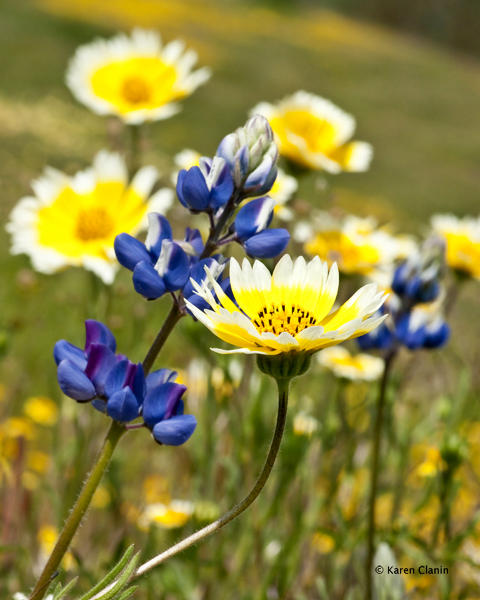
[29,421,125,600]
[133,377,289,579]
[365,351,395,600]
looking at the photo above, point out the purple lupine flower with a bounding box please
[142,369,197,445]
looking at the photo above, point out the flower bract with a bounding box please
[66,29,211,124]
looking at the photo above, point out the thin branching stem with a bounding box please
[132,377,289,579]
[365,350,396,600]
[29,421,126,600]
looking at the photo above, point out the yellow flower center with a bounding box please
[272,109,337,154]
[121,76,152,104]
[253,304,318,336]
[90,57,182,115]
[75,207,114,241]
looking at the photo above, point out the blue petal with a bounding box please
[57,359,96,402]
[143,382,186,427]
[130,363,146,405]
[391,263,408,296]
[235,196,274,241]
[176,169,188,208]
[180,166,211,211]
[145,213,173,257]
[152,414,197,446]
[163,383,187,420]
[245,159,277,195]
[162,243,190,291]
[114,233,151,271]
[244,229,290,259]
[184,228,204,255]
[85,344,118,397]
[146,369,177,394]
[107,388,140,422]
[133,261,167,299]
[211,166,234,209]
[53,340,86,368]
[104,359,131,397]
[424,322,450,349]
[85,320,116,353]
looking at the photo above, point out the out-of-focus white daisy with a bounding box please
[7,150,172,284]
[431,214,480,280]
[318,346,384,381]
[251,91,372,172]
[66,29,211,124]
[293,412,319,437]
[138,500,194,530]
[301,212,415,276]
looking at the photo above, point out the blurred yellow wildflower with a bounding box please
[142,474,170,504]
[318,346,384,381]
[139,500,194,530]
[338,467,369,521]
[38,525,74,570]
[66,29,210,124]
[374,492,394,529]
[7,151,172,284]
[27,450,50,474]
[431,214,480,279]
[301,213,414,275]
[91,485,111,509]
[1,417,36,441]
[293,412,319,437]
[409,444,446,481]
[312,531,335,554]
[252,91,372,172]
[23,396,58,426]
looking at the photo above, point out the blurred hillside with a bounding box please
[0,0,479,232]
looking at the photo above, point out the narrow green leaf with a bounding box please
[78,545,135,600]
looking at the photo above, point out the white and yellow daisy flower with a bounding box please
[186,255,387,357]
[431,214,480,279]
[301,213,415,276]
[251,91,372,172]
[7,150,172,284]
[317,346,384,381]
[139,500,194,530]
[66,29,211,124]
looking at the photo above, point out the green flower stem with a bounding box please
[365,351,396,600]
[29,421,126,600]
[142,301,184,375]
[132,377,289,581]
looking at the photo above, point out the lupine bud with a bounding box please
[216,115,278,197]
[176,157,234,212]
[392,236,445,305]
